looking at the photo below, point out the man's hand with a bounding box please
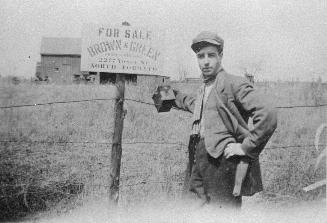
[224,143,246,159]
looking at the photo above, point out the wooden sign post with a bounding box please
[109,74,125,204]
[81,23,165,205]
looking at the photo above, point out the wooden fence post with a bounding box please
[109,73,125,204]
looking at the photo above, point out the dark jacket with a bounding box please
[174,68,277,196]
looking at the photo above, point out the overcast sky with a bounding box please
[0,0,326,81]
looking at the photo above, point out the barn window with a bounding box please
[54,67,59,72]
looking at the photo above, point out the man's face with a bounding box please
[196,45,222,77]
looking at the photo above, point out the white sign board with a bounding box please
[81,24,165,75]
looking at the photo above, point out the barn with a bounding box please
[40,37,85,84]
[39,37,170,85]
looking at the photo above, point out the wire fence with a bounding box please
[0,94,326,212]
[0,97,326,110]
[0,139,326,151]
[0,96,326,150]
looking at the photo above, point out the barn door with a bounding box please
[62,57,72,83]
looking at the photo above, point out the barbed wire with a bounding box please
[90,181,183,188]
[0,139,325,150]
[124,98,154,106]
[276,103,327,109]
[0,139,187,147]
[0,180,182,191]
[124,98,184,111]
[0,98,116,109]
[265,144,325,150]
[0,96,326,110]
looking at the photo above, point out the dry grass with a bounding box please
[0,78,326,221]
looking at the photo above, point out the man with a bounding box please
[172,31,277,208]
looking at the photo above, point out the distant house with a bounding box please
[40,37,85,84]
[39,37,170,85]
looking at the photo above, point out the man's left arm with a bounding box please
[233,80,278,159]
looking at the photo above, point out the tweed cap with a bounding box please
[191,31,224,52]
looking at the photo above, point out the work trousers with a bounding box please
[189,138,242,208]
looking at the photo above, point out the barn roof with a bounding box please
[41,37,81,55]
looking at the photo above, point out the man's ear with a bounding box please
[219,51,224,57]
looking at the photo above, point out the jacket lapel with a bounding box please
[202,68,226,110]
[214,68,226,96]
[212,69,240,135]
[212,69,250,138]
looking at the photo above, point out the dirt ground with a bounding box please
[16,194,326,223]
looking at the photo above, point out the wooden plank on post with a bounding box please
[109,73,125,204]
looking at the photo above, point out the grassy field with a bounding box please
[0,78,326,221]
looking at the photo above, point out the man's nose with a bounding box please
[203,56,210,65]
